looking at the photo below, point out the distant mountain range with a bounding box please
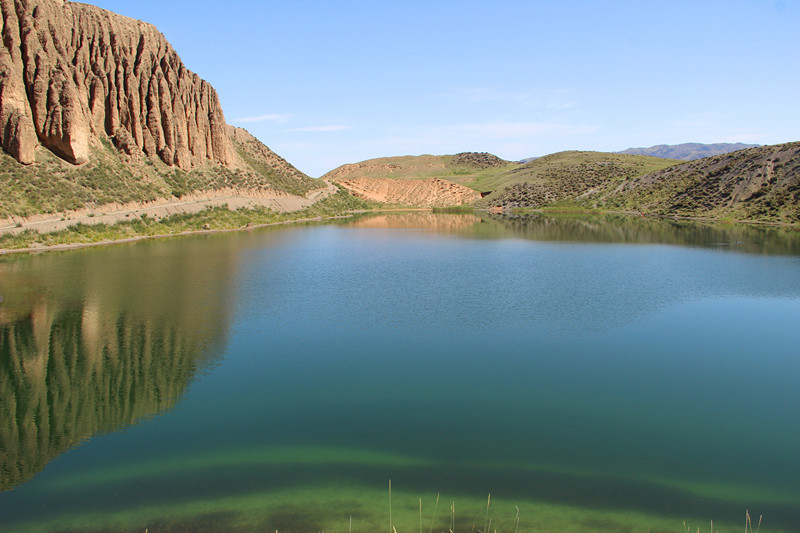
[618,142,760,160]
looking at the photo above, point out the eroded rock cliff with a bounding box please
[0,0,230,167]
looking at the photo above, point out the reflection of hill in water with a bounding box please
[347,212,482,233]
[333,212,800,334]
[486,213,800,255]
[343,211,800,255]
[0,240,236,491]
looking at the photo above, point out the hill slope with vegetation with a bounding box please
[0,126,321,220]
[323,152,516,190]
[599,142,800,223]
[325,144,799,225]
[326,151,680,209]
[478,151,681,208]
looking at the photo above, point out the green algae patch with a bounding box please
[43,446,433,491]
[8,482,733,533]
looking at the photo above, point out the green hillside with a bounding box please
[324,151,681,208]
[322,152,518,188]
[599,142,800,223]
[0,130,321,220]
[477,151,681,207]
[320,144,800,224]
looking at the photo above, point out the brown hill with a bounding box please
[604,142,800,223]
[0,0,320,220]
[334,177,481,207]
[323,152,514,207]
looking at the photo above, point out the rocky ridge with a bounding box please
[0,0,232,168]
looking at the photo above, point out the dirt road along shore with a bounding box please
[0,182,338,236]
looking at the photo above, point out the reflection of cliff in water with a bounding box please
[0,239,236,491]
[485,212,800,255]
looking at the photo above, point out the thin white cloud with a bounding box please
[545,100,578,111]
[439,87,537,105]
[232,113,292,123]
[285,125,350,132]
[446,87,510,104]
[436,87,579,112]
[439,121,598,139]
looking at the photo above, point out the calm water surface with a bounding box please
[1,213,799,532]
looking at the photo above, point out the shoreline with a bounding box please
[0,183,339,236]
[508,207,800,229]
[0,213,359,256]
[1,206,797,256]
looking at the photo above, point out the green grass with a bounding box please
[0,148,165,218]
[234,145,319,196]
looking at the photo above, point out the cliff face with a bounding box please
[0,0,230,167]
[0,0,321,219]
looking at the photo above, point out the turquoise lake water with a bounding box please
[1,213,799,532]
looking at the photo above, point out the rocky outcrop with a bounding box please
[334,177,481,207]
[452,152,508,168]
[0,0,231,167]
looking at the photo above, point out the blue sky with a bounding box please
[87,0,799,177]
